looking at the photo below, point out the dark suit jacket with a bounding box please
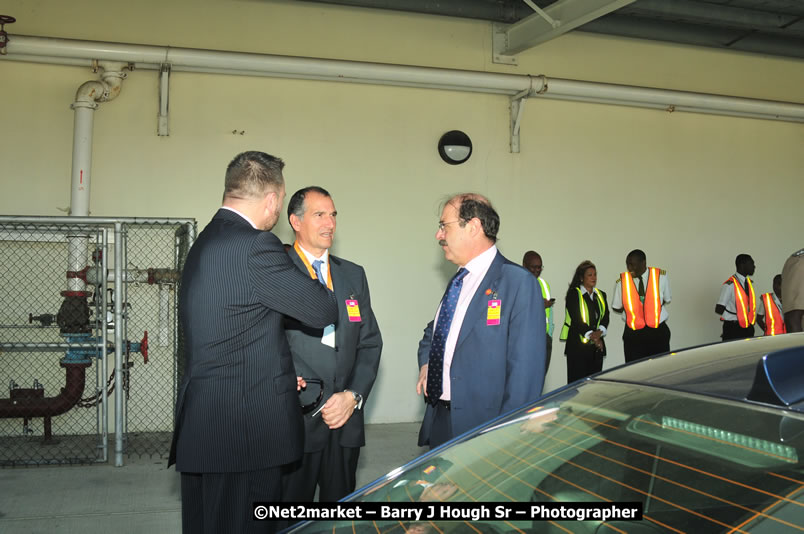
[417,251,546,446]
[563,287,610,358]
[284,249,382,452]
[169,209,338,473]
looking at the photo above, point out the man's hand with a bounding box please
[544,298,555,309]
[296,376,307,391]
[320,392,356,429]
[416,364,428,396]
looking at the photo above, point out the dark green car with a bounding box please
[289,334,804,533]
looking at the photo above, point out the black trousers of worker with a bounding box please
[566,347,604,383]
[622,321,671,363]
[721,320,755,341]
[181,466,282,534]
[281,427,360,503]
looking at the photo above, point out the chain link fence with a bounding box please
[0,217,195,466]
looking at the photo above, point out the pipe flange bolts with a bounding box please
[0,15,15,55]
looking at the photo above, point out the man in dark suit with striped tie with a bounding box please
[416,193,546,449]
[281,186,382,503]
[169,151,338,534]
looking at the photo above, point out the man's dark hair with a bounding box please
[223,151,285,201]
[447,193,500,243]
[627,249,646,262]
[522,250,542,264]
[735,253,753,269]
[287,186,332,223]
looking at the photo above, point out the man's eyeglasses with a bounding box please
[299,378,324,415]
[438,220,463,231]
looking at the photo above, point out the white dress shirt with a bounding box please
[434,245,497,401]
[297,244,330,285]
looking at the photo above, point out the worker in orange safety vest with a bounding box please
[757,274,786,336]
[715,254,757,341]
[611,249,672,363]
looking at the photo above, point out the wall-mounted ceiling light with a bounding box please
[438,130,472,165]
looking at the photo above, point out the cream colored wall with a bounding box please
[1,0,803,426]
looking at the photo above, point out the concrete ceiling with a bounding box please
[299,0,804,61]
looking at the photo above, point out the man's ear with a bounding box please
[264,191,278,213]
[289,212,302,232]
[468,217,482,237]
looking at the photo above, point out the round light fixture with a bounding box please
[438,130,472,165]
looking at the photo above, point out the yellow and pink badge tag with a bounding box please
[346,299,362,322]
[487,300,501,326]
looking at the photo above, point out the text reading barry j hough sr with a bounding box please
[253,502,643,522]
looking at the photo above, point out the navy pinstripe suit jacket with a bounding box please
[169,209,338,473]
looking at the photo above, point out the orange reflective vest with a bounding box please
[725,276,756,328]
[761,293,786,336]
[621,267,663,330]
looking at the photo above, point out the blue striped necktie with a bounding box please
[426,267,469,404]
[312,259,327,287]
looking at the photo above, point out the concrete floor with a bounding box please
[0,422,426,534]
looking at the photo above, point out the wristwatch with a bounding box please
[345,389,363,410]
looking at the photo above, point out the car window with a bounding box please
[294,382,804,533]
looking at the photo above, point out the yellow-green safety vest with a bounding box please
[537,277,552,334]
[559,287,606,344]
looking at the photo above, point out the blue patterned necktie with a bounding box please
[426,267,469,404]
[312,259,327,287]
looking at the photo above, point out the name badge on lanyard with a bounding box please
[487,300,501,326]
[346,299,362,322]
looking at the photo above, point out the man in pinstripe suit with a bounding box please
[169,151,339,534]
[281,186,382,503]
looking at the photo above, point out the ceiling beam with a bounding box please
[582,15,804,60]
[621,0,804,37]
[494,0,637,56]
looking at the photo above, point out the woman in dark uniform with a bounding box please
[560,260,610,383]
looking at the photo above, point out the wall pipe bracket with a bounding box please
[158,63,170,136]
[510,76,538,153]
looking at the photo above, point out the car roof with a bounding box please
[594,332,804,412]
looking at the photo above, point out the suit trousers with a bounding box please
[281,427,360,503]
[427,401,454,450]
[622,322,671,363]
[721,320,755,341]
[181,466,282,534]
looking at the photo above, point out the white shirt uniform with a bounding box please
[717,272,754,322]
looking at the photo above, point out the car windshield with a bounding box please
[295,381,804,533]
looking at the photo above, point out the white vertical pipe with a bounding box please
[70,102,95,218]
[67,101,97,293]
[114,222,124,467]
[100,227,109,462]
